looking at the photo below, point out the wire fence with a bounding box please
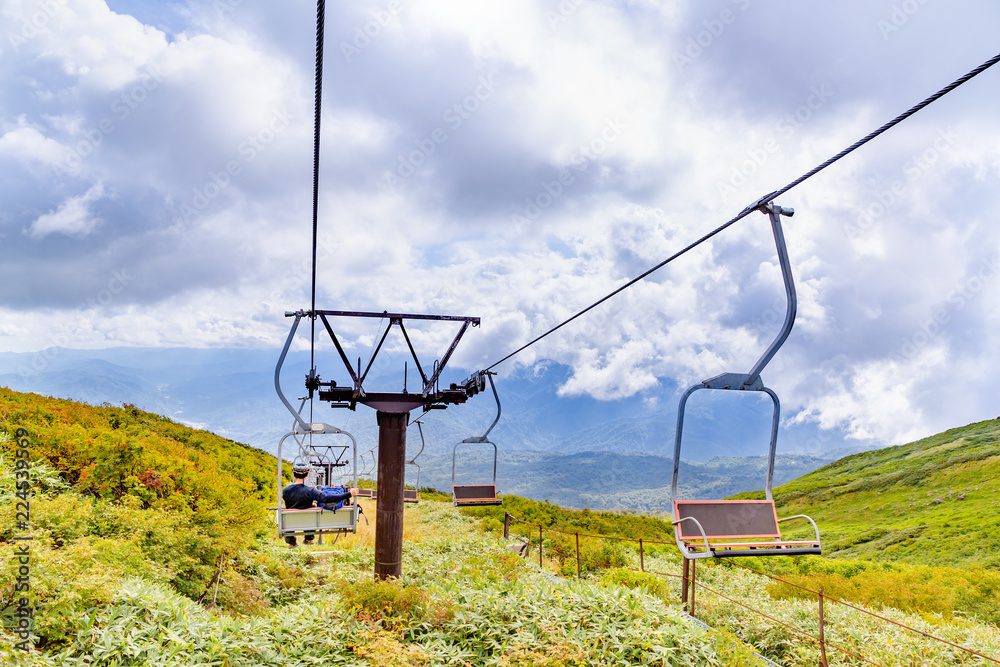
[503,512,1000,667]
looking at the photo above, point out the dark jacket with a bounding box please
[282,483,353,510]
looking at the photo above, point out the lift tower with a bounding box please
[276,309,485,579]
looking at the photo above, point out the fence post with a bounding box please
[681,558,690,610]
[503,512,510,539]
[690,559,697,618]
[575,532,581,579]
[819,588,829,667]
[639,538,644,572]
[539,526,543,568]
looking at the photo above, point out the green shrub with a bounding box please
[596,567,674,600]
[337,576,452,631]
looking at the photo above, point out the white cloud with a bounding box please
[25,182,106,238]
[0,123,67,165]
[2,0,1000,452]
[0,322,29,337]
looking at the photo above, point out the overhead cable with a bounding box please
[485,51,1000,372]
[307,0,327,425]
[309,0,326,380]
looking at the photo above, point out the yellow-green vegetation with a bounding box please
[3,388,1000,665]
[462,495,678,577]
[3,498,757,665]
[718,417,1000,626]
[727,554,1000,626]
[756,417,1000,568]
[463,493,676,541]
[467,499,1000,662]
[465,491,1000,626]
[689,559,1000,666]
[0,388,294,645]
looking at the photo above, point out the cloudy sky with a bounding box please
[1,0,999,449]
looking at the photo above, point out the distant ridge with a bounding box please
[0,346,870,460]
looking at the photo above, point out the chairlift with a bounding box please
[308,436,351,488]
[452,371,503,506]
[404,420,426,504]
[356,446,377,498]
[275,416,359,545]
[671,202,821,560]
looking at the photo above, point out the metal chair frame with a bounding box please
[404,420,426,504]
[355,446,377,498]
[670,202,821,560]
[452,373,503,506]
[276,418,359,542]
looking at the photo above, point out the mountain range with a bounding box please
[0,346,877,507]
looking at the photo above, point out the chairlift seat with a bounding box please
[403,489,419,503]
[452,484,502,506]
[673,500,821,559]
[277,506,357,536]
[356,488,373,498]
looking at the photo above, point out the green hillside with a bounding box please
[0,388,761,664]
[759,417,1000,568]
[0,387,288,647]
[3,387,1000,665]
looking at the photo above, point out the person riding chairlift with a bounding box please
[282,462,359,547]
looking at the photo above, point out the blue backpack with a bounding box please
[319,486,350,511]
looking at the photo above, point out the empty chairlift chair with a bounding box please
[452,372,503,506]
[404,420,426,504]
[671,202,821,560]
[355,447,377,499]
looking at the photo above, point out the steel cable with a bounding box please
[307,0,326,426]
[485,51,1000,372]
[310,0,326,380]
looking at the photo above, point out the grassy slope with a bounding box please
[752,418,1000,568]
[8,497,998,667]
[3,389,1000,664]
[0,386,278,504]
[0,388,288,644]
[4,500,759,666]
